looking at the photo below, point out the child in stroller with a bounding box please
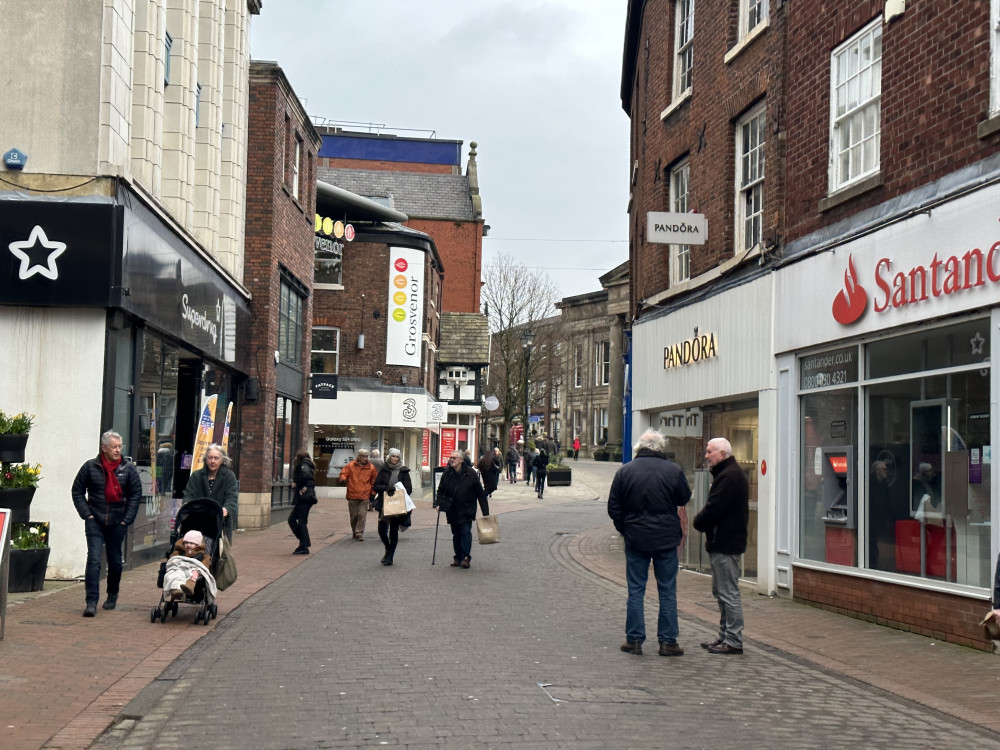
[152,498,222,625]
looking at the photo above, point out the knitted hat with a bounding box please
[183,530,203,545]
[387,448,401,459]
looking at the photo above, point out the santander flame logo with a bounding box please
[831,254,868,325]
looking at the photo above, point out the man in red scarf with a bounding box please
[72,430,143,617]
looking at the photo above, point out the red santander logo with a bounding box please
[831,254,868,325]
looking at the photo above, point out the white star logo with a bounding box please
[970,331,986,355]
[8,225,66,280]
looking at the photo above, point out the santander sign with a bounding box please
[832,241,1000,325]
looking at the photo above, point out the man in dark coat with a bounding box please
[607,430,691,656]
[693,437,750,655]
[505,444,520,483]
[72,429,143,617]
[439,450,489,569]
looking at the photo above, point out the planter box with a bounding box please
[8,547,49,592]
[593,452,610,462]
[0,487,36,524]
[0,433,28,463]
[547,467,572,486]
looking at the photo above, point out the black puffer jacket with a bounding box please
[439,463,489,525]
[607,449,691,554]
[293,456,317,505]
[72,455,143,526]
[693,455,749,554]
[372,461,412,515]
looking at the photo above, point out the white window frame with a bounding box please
[574,345,583,388]
[735,103,766,254]
[673,0,694,100]
[669,160,691,285]
[164,31,172,86]
[572,409,582,439]
[593,407,608,445]
[829,19,882,192]
[594,341,610,386]
[739,0,767,40]
[992,0,1000,115]
[292,136,302,200]
[311,326,340,375]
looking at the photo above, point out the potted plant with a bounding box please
[0,461,42,524]
[0,410,33,463]
[8,521,50,592]
[547,453,572,486]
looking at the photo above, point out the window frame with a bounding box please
[673,0,695,100]
[292,136,302,200]
[829,19,882,192]
[595,341,610,386]
[310,326,340,376]
[592,407,608,445]
[574,345,583,388]
[164,31,172,87]
[735,103,766,254]
[669,159,691,285]
[992,0,1000,116]
[738,0,767,40]
[278,277,304,367]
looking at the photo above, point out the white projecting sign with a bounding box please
[386,247,425,367]
[646,212,707,245]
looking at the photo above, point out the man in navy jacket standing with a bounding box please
[608,430,691,656]
[693,437,750,655]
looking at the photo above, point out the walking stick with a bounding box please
[432,507,442,565]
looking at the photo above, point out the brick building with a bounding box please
[622,0,1000,647]
[243,61,321,528]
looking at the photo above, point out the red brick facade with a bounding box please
[318,156,453,174]
[243,63,321,499]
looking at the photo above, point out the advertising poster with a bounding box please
[440,428,456,466]
[422,429,430,468]
[221,401,233,456]
[191,394,218,471]
[385,246,425,367]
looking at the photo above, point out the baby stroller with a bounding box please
[151,498,222,626]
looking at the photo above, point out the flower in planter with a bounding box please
[1,462,42,488]
[11,521,49,550]
[0,410,34,435]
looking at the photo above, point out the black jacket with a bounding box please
[506,447,520,466]
[72,454,143,527]
[439,463,489,525]
[293,456,317,505]
[533,452,549,475]
[372,461,412,514]
[693,455,749,555]
[478,453,502,494]
[607,449,691,554]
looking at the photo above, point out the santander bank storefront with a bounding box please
[775,182,999,648]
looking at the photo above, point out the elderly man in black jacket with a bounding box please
[439,449,489,569]
[71,429,143,617]
[608,430,691,657]
[693,437,750,655]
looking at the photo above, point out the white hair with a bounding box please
[707,437,733,457]
[633,430,666,454]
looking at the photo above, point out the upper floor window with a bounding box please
[574,345,583,388]
[195,83,202,127]
[736,104,766,253]
[739,0,767,39]
[164,31,172,86]
[830,20,882,192]
[311,327,340,375]
[292,136,302,200]
[992,2,1000,115]
[594,341,610,386]
[673,0,695,99]
[593,407,608,445]
[670,160,691,285]
[278,277,304,367]
[314,235,343,286]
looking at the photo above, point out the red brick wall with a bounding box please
[318,156,454,174]
[405,218,482,313]
[794,567,994,652]
[626,0,786,318]
[784,1,1000,242]
[243,67,321,493]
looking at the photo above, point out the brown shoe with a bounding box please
[460,556,471,569]
[658,642,684,657]
[170,589,184,601]
[180,578,197,598]
[620,640,642,655]
[707,642,743,655]
[356,533,364,541]
[701,639,722,650]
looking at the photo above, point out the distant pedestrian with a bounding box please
[505,444,520,483]
[372,448,411,566]
[533,449,548,498]
[478,447,502,498]
[71,429,143,617]
[693,437,750,655]
[438,450,489,569]
[368,449,385,510]
[524,445,536,486]
[288,449,317,554]
[573,436,581,461]
[339,449,377,541]
[607,429,691,656]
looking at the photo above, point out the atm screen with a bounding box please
[827,455,848,476]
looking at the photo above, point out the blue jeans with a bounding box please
[84,517,127,604]
[710,552,744,648]
[624,544,679,645]
[451,521,473,561]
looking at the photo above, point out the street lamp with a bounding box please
[521,329,535,447]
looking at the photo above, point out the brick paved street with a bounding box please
[89,475,1000,749]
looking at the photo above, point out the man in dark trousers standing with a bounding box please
[693,437,750,655]
[607,430,691,656]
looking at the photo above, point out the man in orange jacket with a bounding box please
[339,449,378,540]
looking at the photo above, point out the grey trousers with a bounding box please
[710,552,744,648]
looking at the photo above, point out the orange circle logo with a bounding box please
[393,275,407,289]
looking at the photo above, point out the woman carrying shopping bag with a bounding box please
[372,448,412,567]
[439,449,489,569]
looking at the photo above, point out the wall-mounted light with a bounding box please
[357,333,365,349]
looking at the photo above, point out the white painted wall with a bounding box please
[0,309,107,578]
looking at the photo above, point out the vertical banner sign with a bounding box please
[150,393,158,496]
[191,394,218,471]
[385,247,425,367]
[221,402,233,456]
[422,429,430,468]
[440,428,456,467]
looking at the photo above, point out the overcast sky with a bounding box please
[251,1,631,303]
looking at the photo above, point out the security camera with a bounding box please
[376,370,383,378]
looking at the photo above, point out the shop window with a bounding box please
[829,19,882,192]
[278,277,304,366]
[272,396,300,507]
[314,234,343,286]
[311,327,340,375]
